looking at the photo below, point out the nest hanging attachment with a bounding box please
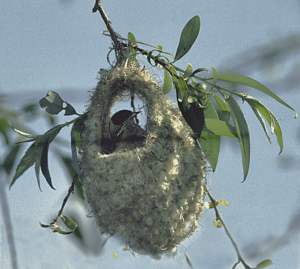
[80,61,207,257]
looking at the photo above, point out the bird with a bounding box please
[101,109,146,153]
[176,95,205,139]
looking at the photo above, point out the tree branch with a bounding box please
[204,185,254,269]
[0,176,19,269]
[52,176,76,224]
[92,0,124,62]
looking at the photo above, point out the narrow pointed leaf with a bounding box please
[40,141,55,190]
[71,116,86,176]
[128,32,137,60]
[250,107,272,143]
[246,96,283,153]
[128,32,137,44]
[53,227,74,235]
[205,118,236,138]
[162,69,173,94]
[184,253,194,269]
[3,144,22,174]
[204,98,219,118]
[214,95,230,112]
[40,223,51,228]
[200,99,221,171]
[227,96,250,181]
[44,124,64,142]
[10,142,42,189]
[190,68,208,77]
[174,76,188,102]
[64,103,77,116]
[184,63,193,77]
[212,68,295,113]
[255,259,272,269]
[61,215,78,232]
[214,95,232,122]
[199,131,220,172]
[0,118,10,144]
[12,128,34,138]
[174,16,200,61]
[35,150,42,191]
[39,90,64,115]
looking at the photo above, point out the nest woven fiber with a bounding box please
[80,62,206,256]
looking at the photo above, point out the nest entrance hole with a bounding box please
[110,91,147,130]
[100,91,148,154]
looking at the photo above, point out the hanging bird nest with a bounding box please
[80,61,207,257]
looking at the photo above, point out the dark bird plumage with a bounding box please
[176,91,205,139]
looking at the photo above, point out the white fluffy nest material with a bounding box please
[80,62,207,257]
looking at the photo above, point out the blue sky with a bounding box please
[1,1,300,269]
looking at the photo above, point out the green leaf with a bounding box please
[214,95,230,112]
[64,103,77,116]
[200,130,220,172]
[40,223,51,228]
[156,44,163,51]
[10,142,43,189]
[12,128,34,138]
[128,32,137,44]
[204,98,219,118]
[214,95,232,122]
[255,259,272,269]
[128,32,137,60]
[246,96,283,153]
[184,63,193,77]
[71,116,86,176]
[226,96,250,181]
[40,141,55,190]
[39,125,64,189]
[174,16,200,61]
[213,218,223,228]
[43,124,64,142]
[200,99,221,171]
[0,118,10,144]
[162,70,173,94]
[39,91,64,115]
[34,150,42,191]
[184,253,194,269]
[53,227,74,235]
[61,215,78,232]
[205,118,236,138]
[212,68,296,113]
[173,76,188,102]
[190,68,208,77]
[3,144,22,174]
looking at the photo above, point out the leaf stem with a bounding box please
[204,185,254,269]
[52,176,76,224]
[93,0,124,62]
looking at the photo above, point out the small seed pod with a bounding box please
[80,61,206,257]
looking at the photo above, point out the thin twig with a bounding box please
[0,176,19,269]
[204,185,253,269]
[93,0,124,62]
[52,176,76,224]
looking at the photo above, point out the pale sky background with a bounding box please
[1,0,300,269]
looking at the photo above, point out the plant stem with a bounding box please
[52,176,76,224]
[93,0,124,62]
[0,176,19,269]
[204,185,254,269]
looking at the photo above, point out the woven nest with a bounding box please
[80,62,207,257]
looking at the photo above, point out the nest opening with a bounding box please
[100,90,148,154]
